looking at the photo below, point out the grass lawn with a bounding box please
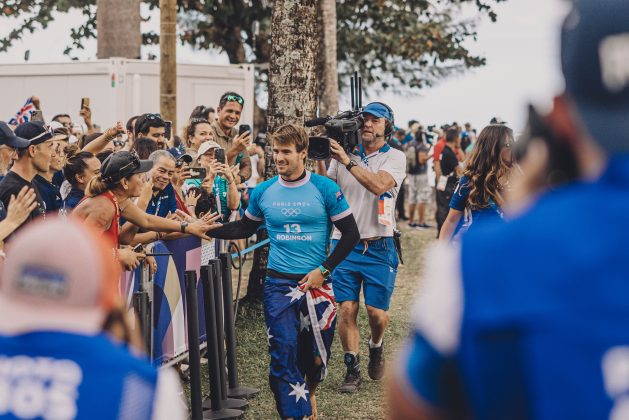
[193,223,436,419]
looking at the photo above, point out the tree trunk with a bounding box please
[159,0,177,133]
[96,0,141,59]
[266,0,319,131]
[317,0,339,117]
[245,0,319,302]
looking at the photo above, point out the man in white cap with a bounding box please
[0,218,187,420]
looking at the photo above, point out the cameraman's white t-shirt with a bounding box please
[328,145,406,240]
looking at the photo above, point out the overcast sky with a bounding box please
[0,0,569,133]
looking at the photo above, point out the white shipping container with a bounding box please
[0,58,255,134]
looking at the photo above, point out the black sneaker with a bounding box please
[338,368,362,393]
[368,345,385,380]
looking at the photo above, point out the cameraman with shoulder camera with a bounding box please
[319,102,406,393]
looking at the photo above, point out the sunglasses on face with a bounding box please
[224,94,244,105]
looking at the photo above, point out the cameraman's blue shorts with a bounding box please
[330,237,399,311]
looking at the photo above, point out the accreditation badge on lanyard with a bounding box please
[378,192,394,226]
[353,143,394,226]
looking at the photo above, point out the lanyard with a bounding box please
[152,191,167,217]
[352,143,391,165]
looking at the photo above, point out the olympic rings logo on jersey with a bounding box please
[281,208,302,217]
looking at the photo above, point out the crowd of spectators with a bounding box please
[0,91,263,417]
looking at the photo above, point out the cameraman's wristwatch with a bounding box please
[345,161,357,172]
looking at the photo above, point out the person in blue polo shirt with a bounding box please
[390,1,629,418]
[0,218,186,420]
[207,124,360,420]
[146,150,178,218]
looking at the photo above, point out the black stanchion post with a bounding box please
[219,252,260,399]
[132,291,151,356]
[200,264,243,419]
[203,259,248,412]
[184,271,204,420]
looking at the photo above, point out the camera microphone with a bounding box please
[305,116,329,127]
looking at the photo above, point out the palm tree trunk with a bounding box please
[245,0,319,302]
[96,0,141,59]
[317,0,339,117]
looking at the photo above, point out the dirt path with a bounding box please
[224,224,436,419]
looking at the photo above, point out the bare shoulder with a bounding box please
[74,196,115,222]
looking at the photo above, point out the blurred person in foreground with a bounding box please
[439,124,515,242]
[389,1,629,418]
[0,218,187,419]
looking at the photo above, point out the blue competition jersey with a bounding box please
[450,175,503,237]
[400,157,629,419]
[0,331,158,420]
[246,171,351,274]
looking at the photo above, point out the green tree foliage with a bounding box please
[1,0,505,89]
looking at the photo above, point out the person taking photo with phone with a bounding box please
[185,141,240,221]
[211,91,252,185]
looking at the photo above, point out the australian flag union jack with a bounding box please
[8,98,36,125]
[264,277,336,419]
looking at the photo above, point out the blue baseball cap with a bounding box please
[168,147,193,164]
[0,122,30,149]
[362,102,393,122]
[14,121,54,146]
[561,0,629,154]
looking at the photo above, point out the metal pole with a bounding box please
[184,271,203,420]
[203,260,248,411]
[200,264,245,419]
[219,252,259,399]
[132,291,150,355]
[201,265,223,408]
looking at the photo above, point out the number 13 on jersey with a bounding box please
[284,224,302,234]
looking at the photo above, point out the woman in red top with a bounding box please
[74,151,219,269]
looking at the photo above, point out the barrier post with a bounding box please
[184,271,204,420]
[200,264,244,419]
[219,252,259,399]
[202,259,248,412]
[132,291,151,356]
